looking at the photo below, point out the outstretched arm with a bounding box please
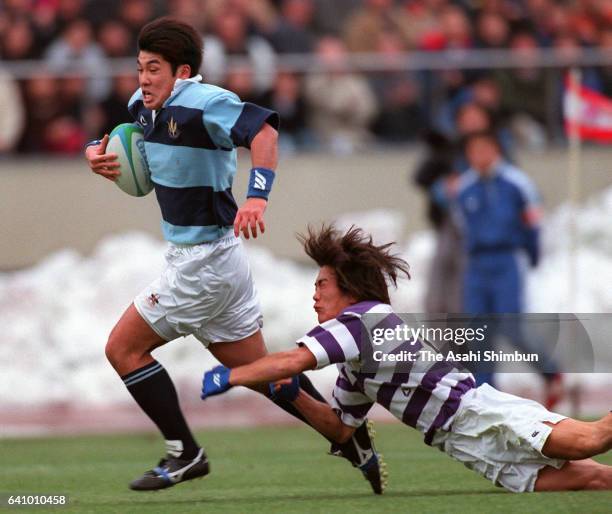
[234,123,279,239]
[229,346,314,387]
[202,346,356,443]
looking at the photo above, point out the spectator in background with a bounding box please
[304,36,378,154]
[404,0,455,51]
[596,28,612,98]
[1,18,37,60]
[203,0,278,38]
[455,101,513,168]
[97,19,133,58]
[167,0,207,31]
[432,4,477,105]
[91,73,139,138]
[368,32,425,143]
[29,0,61,54]
[310,0,361,37]
[58,75,87,120]
[342,0,412,53]
[412,130,463,313]
[260,70,311,152]
[522,0,556,45]
[493,30,552,148]
[435,83,514,165]
[0,67,25,153]
[414,99,512,314]
[44,19,110,101]
[475,10,511,49]
[118,0,156,51]
[266,0,316,54]
[224,65,266,105]
[18,73,62,153]
[434,130,562,407]
[204,8,277,92]
[42,115,86,154]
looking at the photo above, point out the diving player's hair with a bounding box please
[138,17,202,76]
[299,225,411,305]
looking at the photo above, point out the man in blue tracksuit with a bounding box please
[456,131,540,316]
[434,131,561,400]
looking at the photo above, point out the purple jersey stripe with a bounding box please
[401,361,450,427]
[313,329,345,364]
[339,366,356,384]
[337,315,362,351]
[374,312,405,330]
[341,301,381,316]
[333,396,373,418]
[336,376,360,393]
[424,376,476,445]
[375,340,420,408]
[376,383,399,409]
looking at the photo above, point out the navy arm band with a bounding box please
[247,167,275,200]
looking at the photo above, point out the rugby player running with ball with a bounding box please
[85,17,383,493]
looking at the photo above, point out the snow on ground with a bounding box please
[0,188,611,414]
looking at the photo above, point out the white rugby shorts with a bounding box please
[134,235,263,345]
[431,383,567,493]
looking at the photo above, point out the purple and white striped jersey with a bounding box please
[297,301,475,445]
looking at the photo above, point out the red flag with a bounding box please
[564,74,612,143]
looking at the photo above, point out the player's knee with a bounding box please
[105,330,131,369]
[104,336,121,368]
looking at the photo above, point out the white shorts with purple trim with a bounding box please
[431,383,567,493]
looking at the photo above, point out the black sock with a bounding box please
[122,361,199,460]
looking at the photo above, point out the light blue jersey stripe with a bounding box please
[160,221,233,244]
[144,141,237,190]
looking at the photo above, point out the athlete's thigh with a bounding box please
[107,303,169,373]
[207,329,268,368]
[208,330,269,394]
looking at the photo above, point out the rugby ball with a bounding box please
[107,123,153,197]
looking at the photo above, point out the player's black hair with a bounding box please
[138,17,202,76]
[299,225,410,305]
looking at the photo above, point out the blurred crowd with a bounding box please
[1,0,612,155]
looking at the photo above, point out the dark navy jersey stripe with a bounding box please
[230,103,280,149]
[148,105,221,150]
[154,183,237,227]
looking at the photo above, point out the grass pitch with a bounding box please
[1,424,611,514]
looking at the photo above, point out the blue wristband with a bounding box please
[247,167,275,200]
[84,139,102,150]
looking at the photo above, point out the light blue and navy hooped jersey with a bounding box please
[128,77,279,244]
[297,301,475,445]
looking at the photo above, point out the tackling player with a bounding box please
[84,17,382,493]
[202,225,612,493]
